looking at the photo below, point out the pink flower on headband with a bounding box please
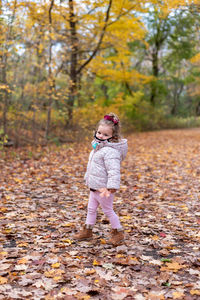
[104,115,119,124]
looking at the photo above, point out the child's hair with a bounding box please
[96,112,121,142]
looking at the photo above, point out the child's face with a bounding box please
[96,124,113,141]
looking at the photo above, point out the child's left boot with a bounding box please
[108,228,124,246]
[74,225,93,241]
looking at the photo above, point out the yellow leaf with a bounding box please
[161,260,186,273]
[17,242,28,247]
[51,263,60,268]
[53,276,62,282]
[166,262,185,271]
[62,239,72,244]
[0,276,8,284]
[3,229,12,234]
[0,251,7,257]
[190,290,200,296]
[130,256,139,262]
[172,291,185,299]
[44,269,64,278]
[44,270,55,278]
[180,205,189,212]
[62,223,74,227]
[47,218,57,222]
[191,53,200,64]
[14,178,22,183]
[100,239,106,244]
[152,235,159,241]
[116,254,124,258]
[85,269,96,275]
[122,216,131,220]
[93,259,100,266]
[75,256,83,260]
[18,258,28,264]
[0,207,7,212]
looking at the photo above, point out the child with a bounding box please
[74,113,128,246]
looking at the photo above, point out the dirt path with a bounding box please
[0,129,200,299]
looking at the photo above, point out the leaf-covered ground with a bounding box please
[0,129,200,300]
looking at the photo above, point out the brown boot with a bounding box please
[74,225,93,241]
[109,229,124,246]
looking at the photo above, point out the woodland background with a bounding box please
[1,1,200,299]
[1,0,200,146]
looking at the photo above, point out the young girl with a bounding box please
[74,113,128,246]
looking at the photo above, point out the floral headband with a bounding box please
[104,115,119,125]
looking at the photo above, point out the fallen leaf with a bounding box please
[190,289,200,295]
[172,291,185,299]
[0,277,8,284]
[51,263,61,268]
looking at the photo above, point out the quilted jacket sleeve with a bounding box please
[84,150,93,182]
[104,149,121,189]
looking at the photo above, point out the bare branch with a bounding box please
[49,0,54,25]
[77,0,112,75]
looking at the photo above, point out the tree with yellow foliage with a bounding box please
[0,0,17,136]
[0,0,200,144]
[53,0,150,124]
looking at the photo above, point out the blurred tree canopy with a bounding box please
[0,0,200,145]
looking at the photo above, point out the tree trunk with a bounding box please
[196,102,200,116]
[2,60,8,136]
[171,81,184,115]
[1,0,17,136]
[45,0,54,140]
[67,0,112,125]
[149,15,170,106]
[150,49,159,106]
[67,0,78,126]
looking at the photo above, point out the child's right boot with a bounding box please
[74,225,93,241]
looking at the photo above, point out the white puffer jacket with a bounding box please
[84,139,128,190]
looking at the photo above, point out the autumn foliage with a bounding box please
[0,0,200,146]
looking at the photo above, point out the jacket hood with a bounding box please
[92,138,128,161]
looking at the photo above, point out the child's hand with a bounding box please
[99,188,110,198]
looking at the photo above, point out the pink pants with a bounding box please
[86,191,121,229]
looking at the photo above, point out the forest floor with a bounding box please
[0,128,200,300]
